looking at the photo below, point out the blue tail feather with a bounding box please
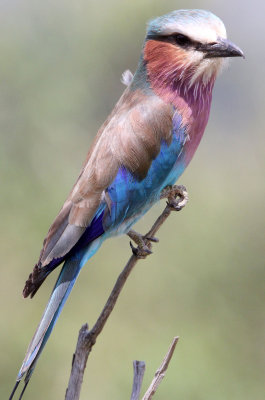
[11,237,103,399]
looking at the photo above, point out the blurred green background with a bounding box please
[0,0,264,399]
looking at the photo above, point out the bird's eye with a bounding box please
[173,34,192,47]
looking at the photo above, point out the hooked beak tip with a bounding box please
[202,38,244,59]
[219,38,245,59]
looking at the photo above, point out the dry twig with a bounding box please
[142,337,179,400]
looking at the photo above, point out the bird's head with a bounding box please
[143,9,244,96]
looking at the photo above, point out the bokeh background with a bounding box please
[0,0,264,399]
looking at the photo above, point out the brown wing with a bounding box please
[24,88,173,297]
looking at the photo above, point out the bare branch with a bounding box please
[65,324,90,400]
[130,361,146,400]
[65,185,187,400]
[142,337,179,400]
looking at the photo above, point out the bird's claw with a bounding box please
[167,199,183,211]
[127,230,156,259]
[145,236,159,243]
[129,241,152,259]
[126,184,188,258]
[166,184,188,211]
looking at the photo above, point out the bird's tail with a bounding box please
[9,255,81,399]
[9,239,102,400]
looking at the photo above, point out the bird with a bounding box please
[9,9,243,399]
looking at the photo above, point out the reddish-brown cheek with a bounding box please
[144,40,189,81]
[144,40,195,124]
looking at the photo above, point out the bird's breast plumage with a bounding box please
[144,39,214,166]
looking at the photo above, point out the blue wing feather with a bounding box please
[104,111,187,233]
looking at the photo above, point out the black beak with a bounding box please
[199,38,244,59]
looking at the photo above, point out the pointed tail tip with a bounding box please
[9,380,20,400]
[18,381,29,400]
[9,379,30,400]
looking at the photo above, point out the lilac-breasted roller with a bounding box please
[10,9,243,399]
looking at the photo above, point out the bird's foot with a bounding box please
[127,229,159,259]
[161,184,189,211]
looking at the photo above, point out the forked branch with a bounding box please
[129,337,179,400]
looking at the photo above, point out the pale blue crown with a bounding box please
[147,9,227,43]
